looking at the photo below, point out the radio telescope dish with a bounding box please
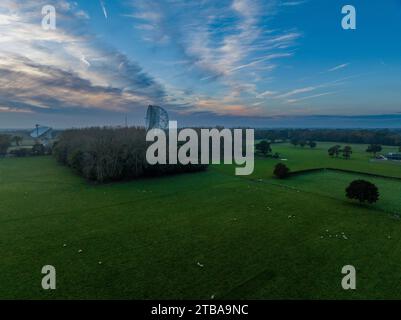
[145,105,169,130]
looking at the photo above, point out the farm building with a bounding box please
[386,153,401,161]
[30,125,53,145]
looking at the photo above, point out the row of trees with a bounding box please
[53,127,207,182]
[328,145,353,160]
[290,139,317,148]
[255,129,401,146]
[328,143,400,160]
[0,133,49,157]
[0,134,25,155]
[10,143,49,157]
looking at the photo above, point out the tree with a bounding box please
[342,146,352,160]
[309,141,317,149]
[255,140,272,157]
[273,163,290,179]
[12,136,23,146]
[0,134,11,155]
[299,140,307,147]
[366,144,382,157]
[346,180,379,204]
[328,145,341,158]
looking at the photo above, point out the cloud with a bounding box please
[126,0,302,116]
[328,63,350,72]
[0,106,33,113]
[228,53,292,73]
[126,2,298,73]
[256,90,277,98]
[99,0,108,19]
[286,91,337,104]
[0,55,158,112]
[276,86,318,99]
[0,0,166,116]
[192,97,263,117]
[274,75,354,102]
[280,1,308,7]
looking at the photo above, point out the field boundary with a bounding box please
[290,167,401,181]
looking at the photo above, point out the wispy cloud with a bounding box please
[127,0,302,114]
[99,0,108,19]
[0,0,166,116]
[0,105,33,113]
[286,91,337,104]
[280,1,308,7]
[276,86,318,99]
[274,74,357,102]
[328,63,350,72]
[257,90,277,98]
[228,53,292,73]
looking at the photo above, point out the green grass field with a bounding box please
[279,170,401,214]
[1,142,401,299]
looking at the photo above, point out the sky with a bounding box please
[0,0,401,128]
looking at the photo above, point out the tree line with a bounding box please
[53,127,207,182]
[0,133,50,157]
[255,129,401,146]
[0,134,11,155]
[327,145,353,160]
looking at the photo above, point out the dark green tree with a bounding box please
[343,146,352,160]
[308,141,317,149]
[366,144,382,157]
[273,163,290,179]
[346,180,379,204]
[255,140,272,157]
[328,145,341,158]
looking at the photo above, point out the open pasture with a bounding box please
[1,142,401,299]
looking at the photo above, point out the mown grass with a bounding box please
[1,142,401,299]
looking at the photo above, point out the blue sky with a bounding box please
[0,0,401,128]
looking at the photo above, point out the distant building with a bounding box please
[30,125,53,145]
[375,155,387,160]
[386,153,401,161]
